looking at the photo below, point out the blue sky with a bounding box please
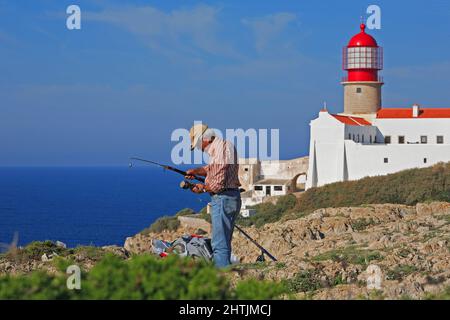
[1,0,449,166]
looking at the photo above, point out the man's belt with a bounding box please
[209,187,240,196]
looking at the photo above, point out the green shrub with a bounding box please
[425,286,450,300]
[386,265,418,281]
[3,241,68,262]
[0,254,285,300]
[143,215,180,234]
[197,211,211,223]
[0,271,75,300]
[82,254,231,299]
[72,246,106,261]
[331,274,345,286]
[313,246,382,267]
[175,208,196,217]
[275,262,287,269]
[351,218,376,231]
[234,279,285,299]
[284,269,324,293]
[141,208,199,234]
[284,269,346,294]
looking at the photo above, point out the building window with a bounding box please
[420,136,427,144]
[352,134,355,141]
[370,136,373,143]
[362,135,365,143]
[357,134,360,142]
[384,136,391,144]
[348,133,351,140]
[274,186,283,191]
[356,88,362,93]
[384,158,389,163]
[254,186,263,191]
[398,136,405,144]
[374,136,377,143]
[437,136,444,144]
[244,168,249,172]
[424,158,427,164]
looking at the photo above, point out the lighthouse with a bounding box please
[342,23,383,115]
[305,21,450,190]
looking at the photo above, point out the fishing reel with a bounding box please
[256,251,266,262]
[180,180,196,190]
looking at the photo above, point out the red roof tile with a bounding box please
[332,114,372,126]
[377,108,450,119]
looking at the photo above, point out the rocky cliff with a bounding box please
[124,202,450,299]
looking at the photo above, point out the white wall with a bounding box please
[306,111,345,189]
[373,118,450,145]
[344,142,450,180]
[259,158,309,180]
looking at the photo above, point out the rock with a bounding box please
[195,228,208,236]
[101,245,129,258]
[178,216,211,231]
[41,252,58,262]
[41,253,50,262]
[416,202,450,217]
[56,241,67,248]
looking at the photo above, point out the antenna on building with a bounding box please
[320,101,328,113]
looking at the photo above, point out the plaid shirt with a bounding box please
[202,137,241,194]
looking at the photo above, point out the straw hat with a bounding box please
[189,123,208,150]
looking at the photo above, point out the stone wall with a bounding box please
[343,81,382,114]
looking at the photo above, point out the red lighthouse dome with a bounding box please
[342,23,383,82]
[348,24,378,47]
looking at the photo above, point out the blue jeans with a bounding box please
[210,189,241,268]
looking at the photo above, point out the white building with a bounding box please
[306,24,450,189]
[238,157,308,209]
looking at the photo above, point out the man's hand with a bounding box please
[185,169,196,180]
[191,183,206,194]
[185,167,207,180]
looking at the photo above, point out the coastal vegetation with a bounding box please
[142,208,196,234]
[0,253,284,300]
[241,162,450,228]
[0,240,106,263]
[296,162,450,213]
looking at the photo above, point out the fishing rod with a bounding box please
[130,157,277,262]
[234,225,277,262]
[129,157,205,183]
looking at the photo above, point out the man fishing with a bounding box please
[184,123,242,268]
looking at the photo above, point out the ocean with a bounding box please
[0,167,210,248]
